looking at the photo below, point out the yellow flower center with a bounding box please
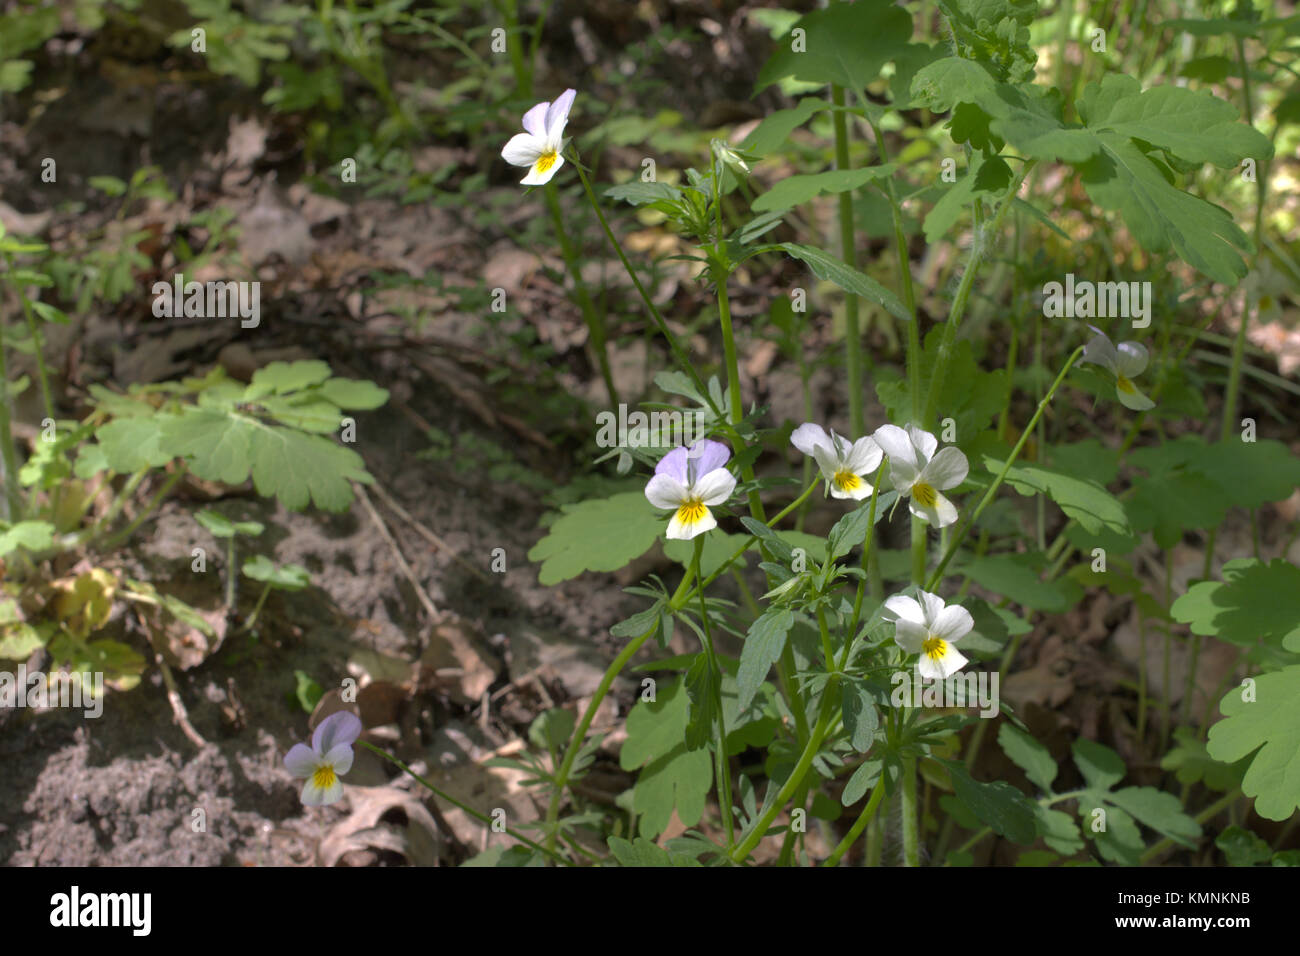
[534,150,558,174]
[832,469,862,493]
[1116,374,1137,394]
[912,481,938,507]
[312,764,337,790]
[676,499,708,525]
[921,636,947,661]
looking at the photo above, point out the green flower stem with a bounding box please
[540,481,820,858]
[816,607,837,673]
[831,83,865,435]
[359,741,570,864]
[864,112,920,415]
[715,278,765,522]
[926,346,1084,590]
[98,463,188,551]
[901,753,920,866]
[0,314,21,520]
[729,688,838,863]
[727,602,861,863]
[822,774,887,866]
[243,582,272,632]
[543,182,618,404]
[715,278,744,428]
[5,253,54,423]
[572,157,767,521]
[498,0,530,96]
[920,162,1036,430]
[693,536,735,847]
[910,515,926,586]
[865,794,886,865]
[570,157,727,428]
[847,467,887,641]
[225,538,237,608]
[777,782,814,866]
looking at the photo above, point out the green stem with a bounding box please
[98,464,188,551]
[831,84,864,434]
[693,537,734,847]
[570,157,735,439]
[6,254,53,423]
[244,582,272,632]
[921,162,1035,429]
[901,754,920,866]
[729,690,838,863]
[0,311,20,521]
[544,183,617,403]
[822,775,887,866]
[927,346,1084,589]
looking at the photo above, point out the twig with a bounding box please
[353,480,438,622]
[153,647,208,749]
[365,477,491,584]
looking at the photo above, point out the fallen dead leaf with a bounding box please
[317,784,441,867]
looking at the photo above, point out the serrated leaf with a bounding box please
[742,97,831,155]
[1079,74,1272,166]
[1036,805,1084,856]
[1216,825,1272,866]
[1080,133,1252,285]
[1073,739,1126,792]
[316,377,389,410]
[607,836,702,867]
[1107,786,1200,847]
[528,492,663,585]
[755,3,913,92]
[945,760,1038,844]
[160,406,373,512]
[777,242,909,321]
[1171,558,1300,650]
[999,723,1058,793]
[249,360,332,394]
[96,417,174,472]
[620,678,713,838]
[1206,665,1300,821]
[737,607,793,711]
[960,552,1081,612]
[603,182,683,206]
[986,456,1131,536]
[752,166,896,214]
[0,520,55,558]
[841,679,878,753]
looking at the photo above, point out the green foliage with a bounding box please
[912,45,1271,283]
[528,492,664,586]
[619,677,713,838]
[88,362,388,513]
[945,760,1038,844]
[754,3,914,92]
[1171,558,1300,650]
[1206,666,1300,821]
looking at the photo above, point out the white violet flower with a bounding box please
[284,711,362,807]
[644,439,737,541]
[1080,325,1156,411]
[884,590,973,681]
[500,88,576,186]
[872,424,968,528]
[790,423,883,500]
